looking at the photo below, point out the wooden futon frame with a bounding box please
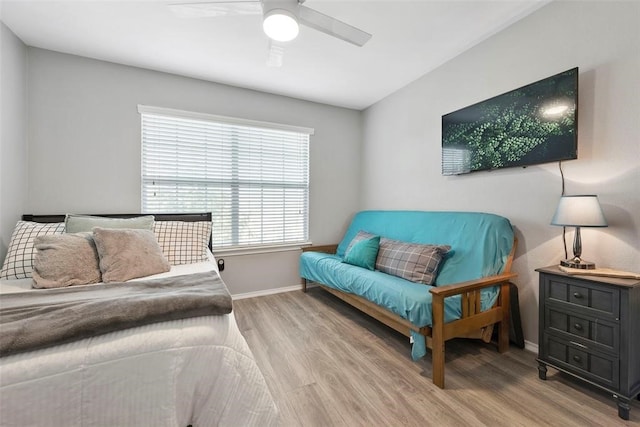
[301,239,517,389]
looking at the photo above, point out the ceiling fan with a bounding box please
[168,0,372,47]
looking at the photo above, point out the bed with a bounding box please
[0,213,278,427]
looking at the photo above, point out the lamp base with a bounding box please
[560,258,596,270]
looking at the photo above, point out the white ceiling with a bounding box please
[1,0,547,110]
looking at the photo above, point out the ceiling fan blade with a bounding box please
[298,5,372,47]
[168,1,261,18]
[266,39,285,67]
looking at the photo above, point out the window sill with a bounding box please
[213,242,312,257]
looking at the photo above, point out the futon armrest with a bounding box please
[301,244,338,254]
[429,272,517,298]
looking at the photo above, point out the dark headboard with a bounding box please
[22,213,213,250]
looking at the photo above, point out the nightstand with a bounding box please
[536,266,640,420]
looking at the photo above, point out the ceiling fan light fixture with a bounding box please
[263,8,299,42]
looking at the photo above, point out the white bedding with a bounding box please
[0,258,278,426]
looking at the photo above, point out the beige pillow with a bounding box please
[93,227,170,283]
[32,233,101,289]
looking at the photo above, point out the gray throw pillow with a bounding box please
[65,214,155,233]
[32,232,101,288]
[93,227,170,283]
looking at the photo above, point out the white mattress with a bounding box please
[0,258,278,426]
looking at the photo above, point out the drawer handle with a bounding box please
[572,355,582,363]
[573,292,583,299]
[574,323,583,331]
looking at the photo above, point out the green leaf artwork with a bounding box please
[442,68,577,175]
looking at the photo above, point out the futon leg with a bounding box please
[431,294,446,388]
[432,338,445,389]
[301,278,307,293]
[497,320,509,353]
[498,282,510,353]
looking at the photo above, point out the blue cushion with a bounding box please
[342,235,380,270]
[335,211,514,286]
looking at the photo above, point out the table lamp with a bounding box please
[551,195,608,269]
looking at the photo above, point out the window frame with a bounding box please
[138,105,314,251]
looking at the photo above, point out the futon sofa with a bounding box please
[300,210,517,388]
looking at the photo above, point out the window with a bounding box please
[139,105,312,250]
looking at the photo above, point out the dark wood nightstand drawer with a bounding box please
[545,306,619,354]
[544,333,619,389]
[544,275,619,319]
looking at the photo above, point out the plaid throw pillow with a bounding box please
[375,238,450,285]
[0,221,66,280]
[153,221,212,265]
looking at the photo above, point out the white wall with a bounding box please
[0,22,28,263]
[26,48,362,295]
[361,1,640,346]
[7,2,638,339]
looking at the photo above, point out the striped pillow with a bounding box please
[0,221,66,280]
[375,238,450,285]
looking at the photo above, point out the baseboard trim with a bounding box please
[524,340,538,354]
[232,283,318,300]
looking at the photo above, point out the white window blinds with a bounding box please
[139,105,312,249]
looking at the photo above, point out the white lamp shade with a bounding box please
[263,9,299,42]
[551,195,608,227]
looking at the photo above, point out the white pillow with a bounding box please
[153,221,212,265]
[65,214,155,233]
[0,221,66,280]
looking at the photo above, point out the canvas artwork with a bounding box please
[442,68,578,175]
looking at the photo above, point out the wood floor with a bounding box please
[233,287,640,426]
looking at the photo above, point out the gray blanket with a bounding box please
[0,271,232,357]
